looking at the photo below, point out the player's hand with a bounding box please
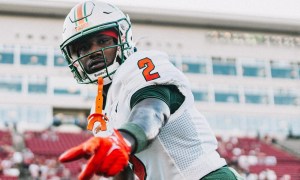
[59,129,131,180]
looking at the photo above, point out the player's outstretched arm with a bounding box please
[59,98,170,179]
[119,98,171,153]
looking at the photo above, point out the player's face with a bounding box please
[70,33,117,74]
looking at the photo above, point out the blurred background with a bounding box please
[0,0,299,179]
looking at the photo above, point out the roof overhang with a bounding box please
[0,0,300,34]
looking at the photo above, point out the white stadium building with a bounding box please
[0,0,299,138]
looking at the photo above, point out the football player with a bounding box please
[59,0,242,179]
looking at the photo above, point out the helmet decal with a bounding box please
[72,1,94,32]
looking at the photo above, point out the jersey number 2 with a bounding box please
[138,57,160,81]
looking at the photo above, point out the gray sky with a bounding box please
[59,0,300,20]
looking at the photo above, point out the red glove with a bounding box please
[59,129,131,179]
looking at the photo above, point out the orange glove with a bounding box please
[59,129,131,179]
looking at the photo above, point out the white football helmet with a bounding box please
[60,0,134,84]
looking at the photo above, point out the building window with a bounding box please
[245,94,268,104]
[0,76,22,93]
[274,94,297,106]
[243,66,266,77]
[0,52,14,64]
[21,54,47,66]
[20,46,48,66]
[28,77,47,94]
[181,56,207,74]
[28,84,47,94]
[192,90,208,102]
[273,89,298,106]
[241,58,266,77]
[182,63,205,73]
[244,87,269,104]
[270,61,297,79]
[215,92,239,103]
[54,55,67,67]
[0,45,14,64]
[212,57,237,76]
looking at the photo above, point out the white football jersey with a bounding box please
[92,50,226,180]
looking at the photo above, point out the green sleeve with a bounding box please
[130,85,185,114]
[119,85,185,153]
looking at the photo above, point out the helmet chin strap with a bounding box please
[86,77,109,133]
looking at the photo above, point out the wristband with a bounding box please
[119,122,148,153]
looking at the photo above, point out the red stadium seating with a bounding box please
[217,136,300,179]
[0,130,13,159]
[24,130,92,156]
[23,130,92,176]
[0,130,13,146]
[0,175,18,180]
